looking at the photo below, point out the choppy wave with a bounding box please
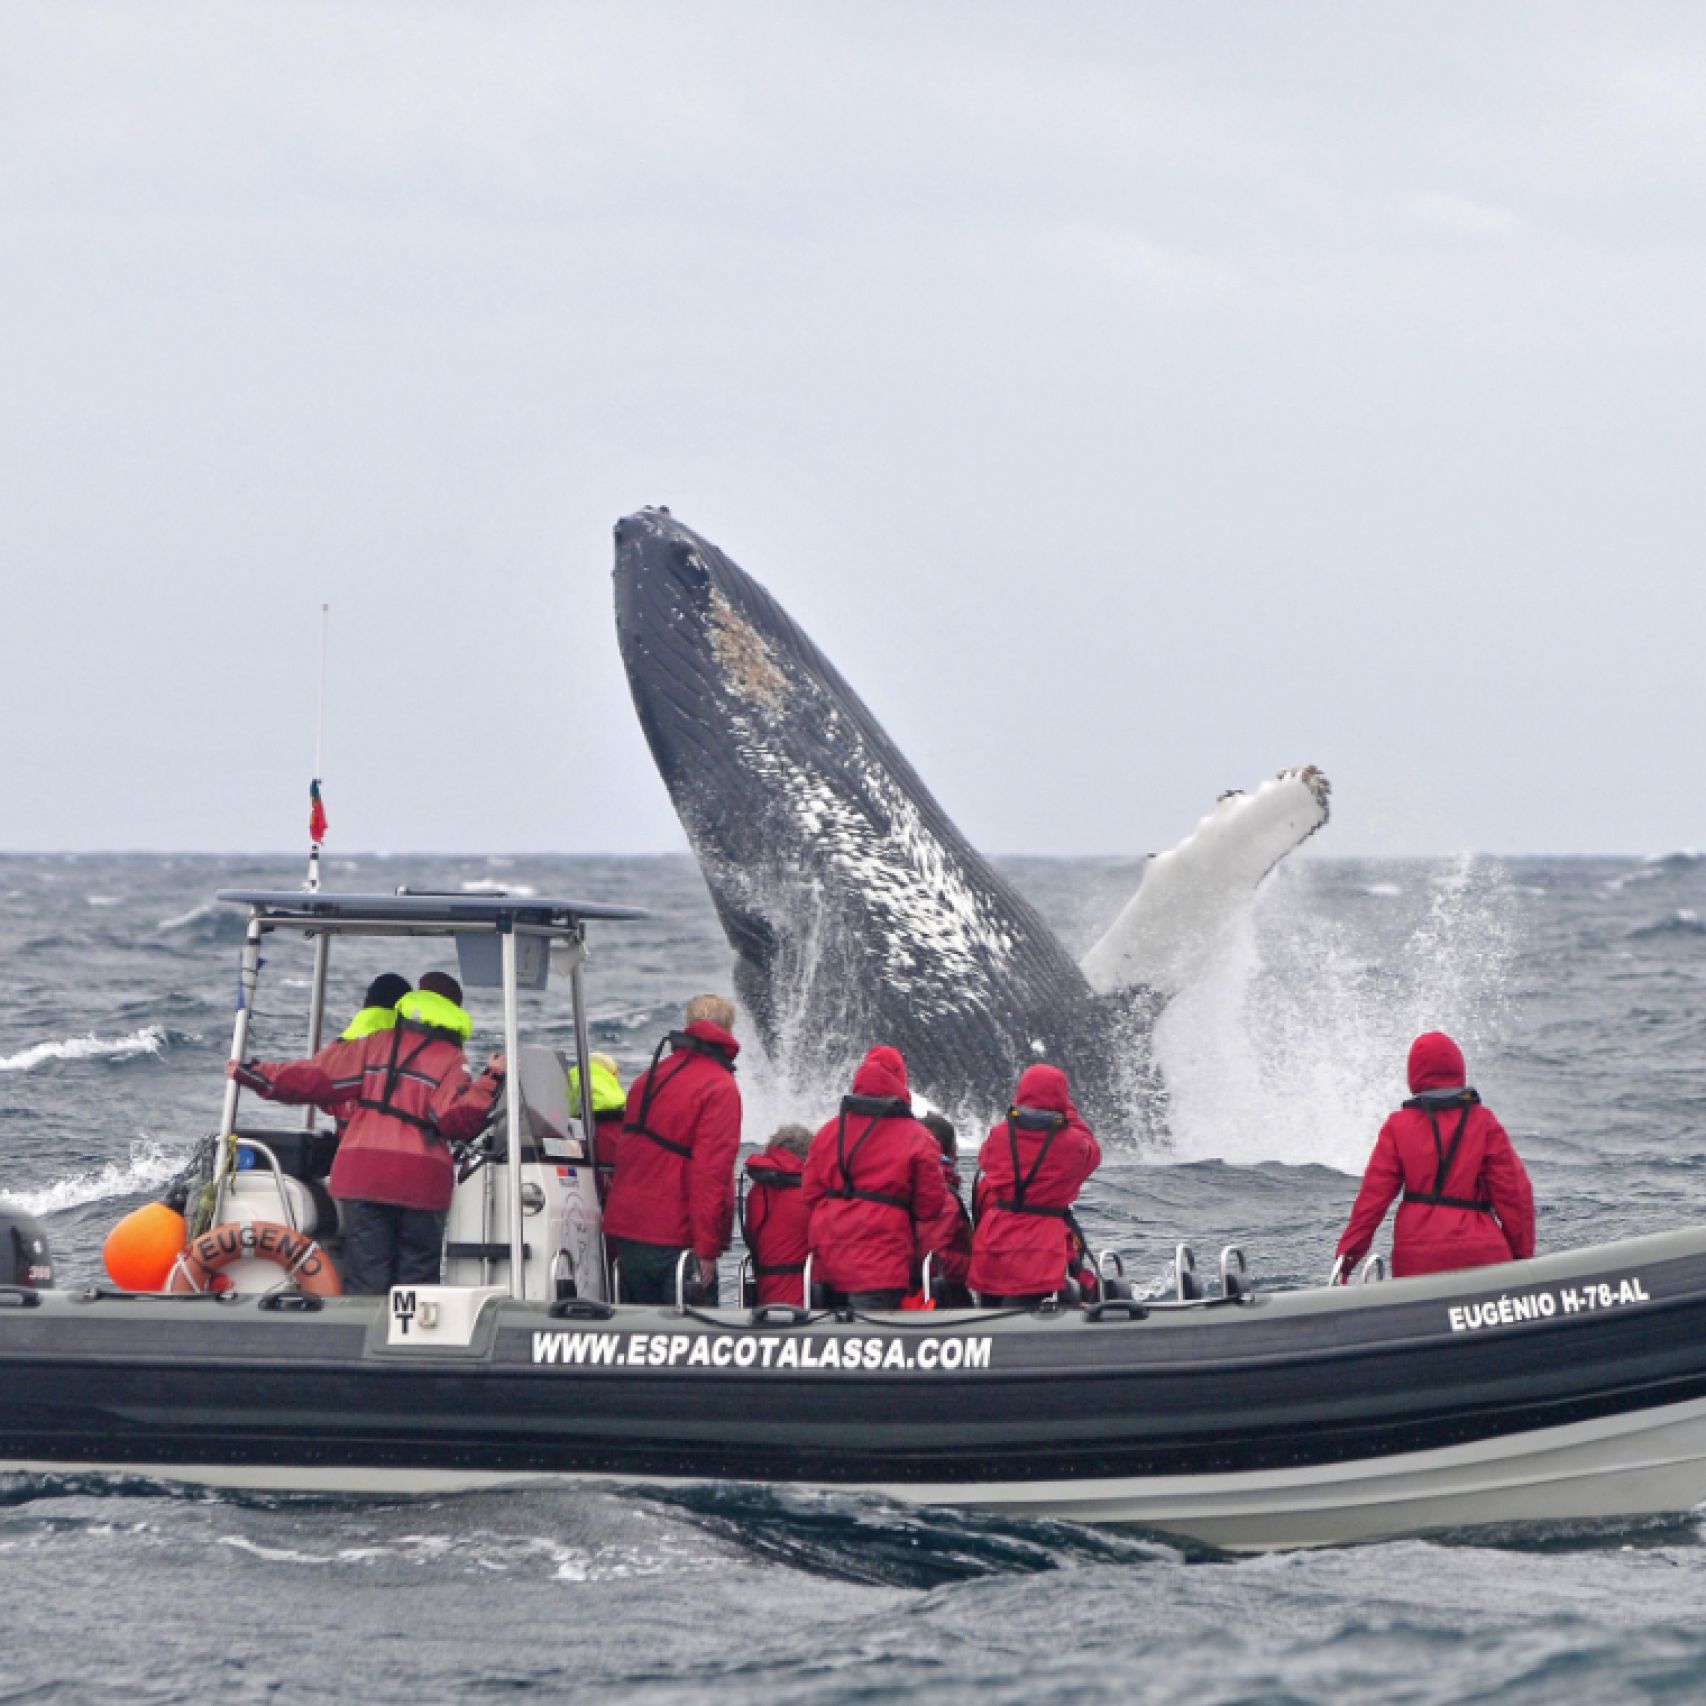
[153,900,247,943]
[1628,910,1706,939]
[3,1137,186,1217]
[0,1025,167,1074]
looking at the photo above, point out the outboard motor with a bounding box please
[0,1203,54,1290]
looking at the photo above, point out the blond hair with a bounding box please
[685,994,736,1032]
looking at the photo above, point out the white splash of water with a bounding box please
[1157,856,1516,1174]
[4,1137,186,1217]
[0,1025,167,1074]
[155,900,221,932]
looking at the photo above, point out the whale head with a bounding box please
[612,507,1121,1120]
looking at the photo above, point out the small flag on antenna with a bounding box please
[309,779,328,844]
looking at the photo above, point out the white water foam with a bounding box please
[0,1025,167,1074]
[459,880,537,896]
[1157,856,1516,1174]
[5,1137,186,1217]
[155,901,221,932]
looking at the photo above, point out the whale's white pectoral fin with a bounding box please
[1079,766,1331,997]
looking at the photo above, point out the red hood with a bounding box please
[745,1145,805,1179]
[851,1046,909,1102]
[682,1019,740,1060]
[1408,1031,1465,1094]
[1013,1063,1072,1115]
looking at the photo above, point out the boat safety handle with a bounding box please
[0,1286,41,1309]
[259,1290,323,1313]
[549,1297,617,1321]
[1084,1298,1148,1322]
[750,1302,813,1327]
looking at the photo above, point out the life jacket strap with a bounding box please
[992,1198,1073,1220]
[623,1124,692,1159]
[666,1029,737,1074]
[1403,1190,1494,1213]
[1399,1101,1490,1216]
[825,1186,911,1212]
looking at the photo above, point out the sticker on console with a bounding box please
[1448,1274,1651,1334]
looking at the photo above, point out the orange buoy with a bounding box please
[165,1220,343,1297]
[103,1202,189,1292]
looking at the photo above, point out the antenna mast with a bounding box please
[306,603,329,894]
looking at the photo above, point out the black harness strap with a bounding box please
[1401,1093,1492,1214]
[739,1161,802,1254]
[622,1030,732,1160]
[824,1095,913,1213]
[994,1106,1072,1219]
[355,1021,446,1140]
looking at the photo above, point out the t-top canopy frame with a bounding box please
[212,886,648,1301]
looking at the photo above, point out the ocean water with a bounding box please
[4,848,1706,1704]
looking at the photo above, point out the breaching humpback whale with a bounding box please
[612,508,1328,1136]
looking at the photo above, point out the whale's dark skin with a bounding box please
[612,508,1159,1131]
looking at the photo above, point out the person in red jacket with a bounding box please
[969,1063,1101,1307]
[1335,1031,1535,1280]
[740,1123,813,1306]
[802,1046,946,1310]
[230,971,504,1295]
[913,1111,973,1307]
[604,995,743,1304]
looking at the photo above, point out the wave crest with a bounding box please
[0,1025,167,1074]
[3,1137,187,1218]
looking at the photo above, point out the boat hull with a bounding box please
[5,1228,1706,1550]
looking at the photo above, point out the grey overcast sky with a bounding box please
[2,2,1702,859]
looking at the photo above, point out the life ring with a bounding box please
[167,1220,343,1296]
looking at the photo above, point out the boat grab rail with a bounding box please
[1219,1246,1254,1300]
[549,1297,618,1321]
[258,1290,322,1313]
[1084,1298,1148,1322]
[221,1136,301,1235]
[0,1286,41,1308]
[1326,1252,1388,1287]
[70,1285,238,1305]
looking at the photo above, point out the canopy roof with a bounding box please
[216,889,649,935]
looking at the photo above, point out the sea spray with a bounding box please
[5,1136,187,1218]
[1157,855,1517,1173]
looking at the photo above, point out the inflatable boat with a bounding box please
[3,887,1706,1552]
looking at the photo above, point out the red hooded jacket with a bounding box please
[240,1015,501,1213]
[741,1144,811,1306]
[969,1064,1102,1299]
[1336,1032,1535,1279]
[913,1158,972,1295]
[802,1048,947,1295]
[603,1021,743,1260]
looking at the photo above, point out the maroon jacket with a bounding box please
[802,1048,947,1295]
[603,1021,742,1260]
[1336,1032,1536,1279]
[240,1017,500,1213]
[741,1145,811,1306]
[969,1064,1101,1299]
[593,1112,623,1206]
[913,1158,972,1295]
